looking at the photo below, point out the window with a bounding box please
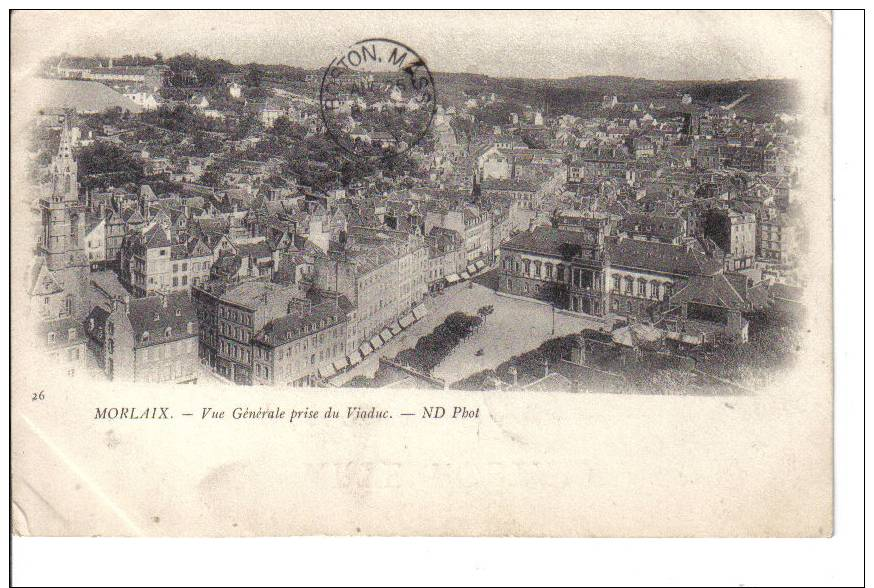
[637,278,647,297]
[557,265,565,282]
[545,263,552,279]
[172,277,178,287]
[107,339,114,353]
[68,327,76,340]
[624,276,634,295]
[182,276,188,286]
[182,263,188,271]
[523,259,531,275]
[650,282,660,300]
[612,275,621,292]
[173,263,178,273]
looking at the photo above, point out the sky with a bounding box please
[12,10,829,81]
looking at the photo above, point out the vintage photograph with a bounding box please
[10,10,834,539]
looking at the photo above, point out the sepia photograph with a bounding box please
[9,8,839,551]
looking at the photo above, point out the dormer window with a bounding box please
[68,327,76,340]
[187,322,193,334]
[154,313,160,322]
[47,332,55,344]
[175,308,182,317]
[164,327,172,337]
[142,331,150,343]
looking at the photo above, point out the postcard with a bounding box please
[10,9,833,537]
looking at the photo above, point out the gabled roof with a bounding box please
[669,273,748,311]
[28,258,64,297]
[143,223,171,249]
[124,291,198,349]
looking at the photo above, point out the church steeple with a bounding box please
[41,114,85,270]
[51,119,78,204]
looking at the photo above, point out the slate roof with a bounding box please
[125,291,198,349]
[254,302,347,347]
[606,237,722,277]
[40,316,85,349]
[668,273,748,312]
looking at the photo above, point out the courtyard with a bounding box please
[333,271,605,386]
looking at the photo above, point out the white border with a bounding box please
[6,8,865,587]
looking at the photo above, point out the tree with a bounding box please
[77,142,144,191]
[477,305,495,326]
[245,65,262,88]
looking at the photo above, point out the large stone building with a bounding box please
[703,208,756,271]
[252,300,348,387]
[103,291,199,383]
[312,226,427,354]
[499,225,724,319]
[498,226,755,342]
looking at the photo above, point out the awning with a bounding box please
[399,314,415,328]
[466,264,477,274]
[359,342,373,357]
[370,335,383,349]
[318,363,336,378]
[475,260,486,270]
[348,351,363,365]
[380,328,393,342]
[389,323,402,335]
[332,359,348,372]
[412,304,429,321]
[446,274,460,284]
[460,271,471,280]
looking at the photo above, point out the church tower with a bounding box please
[41,117,86,270]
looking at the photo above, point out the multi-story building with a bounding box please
[209,281,303,385]
[481,179,538,211]
[426,227,466,290]
[425,205,493,263]
[84,216,106,268]
[120,224,213,296]
[313,227,427,352]
[498,226,724,320]
[103,292,199,383]
[757,210,798,265]
[39,317,87,379]
[703,208,756,271]
[499,225,608,316]
[252,301,349,387]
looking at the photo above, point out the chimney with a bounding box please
[543,357,550,378]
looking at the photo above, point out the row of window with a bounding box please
[140,323,195,343]
[503,257,568,283]
[610,275,672,300]
[219,306,251,325]
[46,327,77,344]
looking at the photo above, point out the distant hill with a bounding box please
[430,73,799,121]
[20,79,143,116]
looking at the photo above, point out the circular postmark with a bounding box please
[319,38,437,160]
